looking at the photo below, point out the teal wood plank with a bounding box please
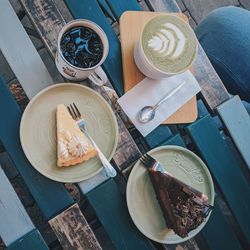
[64,0,124,96]
[0,77,74,220]
[162,133,186,147]
[8,229,48,250]
[202,201,243,250]
[87,179,154,250]
[97,0,115,21]
[217,95,250,170]
[0,0,53,99]
[104,0,141,19]
[186,114,250,243]
[0,167,34,246]
[145,125,173,149]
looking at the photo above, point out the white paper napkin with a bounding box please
[118,71,201,137]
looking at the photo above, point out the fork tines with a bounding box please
[140,153,157,169]
[67,103,81,120]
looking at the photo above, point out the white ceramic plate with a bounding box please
[126,145,214,244]
[20,83,118,183]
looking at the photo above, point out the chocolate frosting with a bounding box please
[149,169,212,238]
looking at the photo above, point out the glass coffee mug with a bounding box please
[56,19,109,86]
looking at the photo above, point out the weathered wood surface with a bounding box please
[19,0,66,57]
[49,204,102,250]
[182,0,239,23]
[0,78,101,248]
[19,2,199,249]
[0,76,74,220]
[217,95,250,170]
[0,0,53,99]
[104,0,141,19]
[0,167,34,246]
[86,179,155,250]
[146,0,230,111]
[201,201,243,250]
[145,0,181,12]
[187,114,250,244]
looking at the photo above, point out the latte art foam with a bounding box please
[148,23,186,59]
[142,15,197,73]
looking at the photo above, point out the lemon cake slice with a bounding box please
[56,104,97,167]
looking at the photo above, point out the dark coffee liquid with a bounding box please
[60,26,103,68]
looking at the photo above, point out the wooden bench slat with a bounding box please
[0,0,53,99]
[86,179,155,250]
[104,0,141,19]
[0,77,74,220]
[7,229,48,250]
[146,0,180,12]
[217,95,250,170]
[64,0,124,96]
[0,167,34,246]
[97,0,116,21]
[162,133,186,147]
[202,201,243,250]
[164,134,243,250]
[49,204,102,250]
[186,114,250,243]
[145,126,173,149]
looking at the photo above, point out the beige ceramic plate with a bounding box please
[126,146,214,244]
[20,83,118,183]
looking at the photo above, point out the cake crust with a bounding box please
[56,104,97,167]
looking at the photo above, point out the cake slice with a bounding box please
[56,104,97,167]
[148,169,212,238]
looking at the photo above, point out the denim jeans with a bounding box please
[195,6,250,113]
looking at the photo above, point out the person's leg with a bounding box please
[195,6,250,103]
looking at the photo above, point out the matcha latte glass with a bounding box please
[134,15,198,79]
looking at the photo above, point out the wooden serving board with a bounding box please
[120,11,197,124]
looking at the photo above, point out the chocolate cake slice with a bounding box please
[149,169,212,238]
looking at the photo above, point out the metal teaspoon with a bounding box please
[138,81,186,123]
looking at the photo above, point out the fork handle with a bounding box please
[83,131,117,178]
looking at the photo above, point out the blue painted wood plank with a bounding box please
[145,125,173,149]
[8,229,48,250]
[0,77,74,220]
[186,114,250,243]
[217,95,250,170]
[97,0,116,21]
[104,0,141,20]
[202,201,243,250]
[0,167,34,246]
[87,179,154,250]
[64,0,124,96]
[162,133,186,147]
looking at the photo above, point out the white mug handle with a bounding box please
[88,66,108,86]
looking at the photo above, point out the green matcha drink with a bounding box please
[141,15,197,74]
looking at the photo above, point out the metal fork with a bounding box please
[140,153,166,173]
[67,103,117,178]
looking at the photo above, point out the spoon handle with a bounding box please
[154,81,186,110]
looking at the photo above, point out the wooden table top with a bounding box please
[0,0,239,249]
